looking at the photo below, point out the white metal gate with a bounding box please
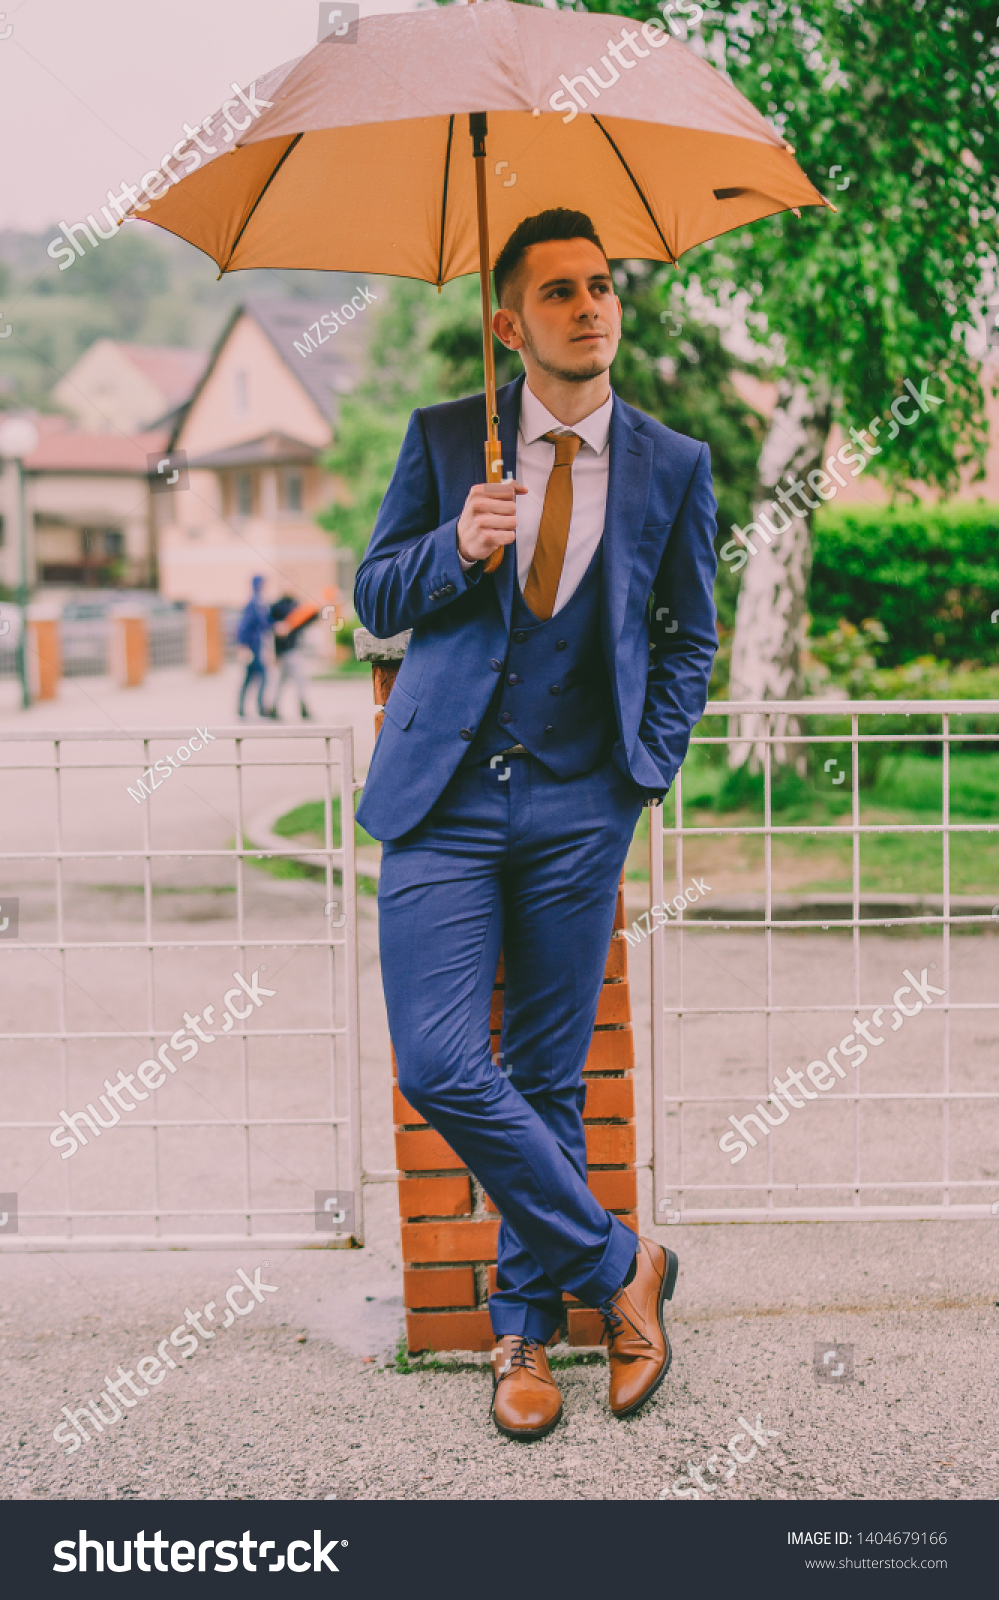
[650,699,999,1224]
[0,726,363,1249]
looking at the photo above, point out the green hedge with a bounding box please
[810,502,999,667]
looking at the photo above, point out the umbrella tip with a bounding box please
[791,207,801,218]
[532,107,540,117]
[822,198,839,213]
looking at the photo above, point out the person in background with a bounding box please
[267,593,319,720]
[236,574,272,718]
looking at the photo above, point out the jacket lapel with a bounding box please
[602,396,653,655]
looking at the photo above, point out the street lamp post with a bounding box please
[0,417,39,710]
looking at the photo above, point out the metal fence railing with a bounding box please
[650,700,999,1225]
[0,726,363,1250]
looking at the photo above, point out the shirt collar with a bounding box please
[520,381,613,456]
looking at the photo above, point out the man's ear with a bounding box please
[493,306,523,351]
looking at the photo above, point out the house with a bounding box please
[53,341,207,436]
[155,295,370,607]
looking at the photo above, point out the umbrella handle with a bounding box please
[471,109,505,576]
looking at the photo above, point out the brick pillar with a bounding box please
[110,615,147,687]
[189,605,223,674]
[354,628,638,1355]
[27,618,60,701]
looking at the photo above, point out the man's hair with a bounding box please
[493,209,609,311]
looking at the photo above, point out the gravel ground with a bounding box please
[2,665,997,1503]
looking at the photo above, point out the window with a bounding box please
[103,529,124,558]
[235,472,254,517]
[282,471,304,512]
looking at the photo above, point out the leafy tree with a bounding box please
[573,0,999,725]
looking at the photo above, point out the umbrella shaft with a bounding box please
[471,112,502,488]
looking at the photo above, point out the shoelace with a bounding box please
[600,1298,650,1350]
[489,1336,544,1418]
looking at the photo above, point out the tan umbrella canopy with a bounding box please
[127,0,827,555]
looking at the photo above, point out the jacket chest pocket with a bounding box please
[383,682,418,731]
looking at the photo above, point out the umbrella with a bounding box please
[126,0,828,571]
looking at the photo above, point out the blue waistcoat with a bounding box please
[461,541,615,777]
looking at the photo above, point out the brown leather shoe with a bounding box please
[601,1238,678,1418]
[489,1335,563,1441]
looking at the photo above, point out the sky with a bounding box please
[0,0,427,230]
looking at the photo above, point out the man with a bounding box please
[355,210,717,1440]
[266,593,317,720]
[235,574,271,719]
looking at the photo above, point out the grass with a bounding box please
[625,747,999,896]
[244,797,379,894]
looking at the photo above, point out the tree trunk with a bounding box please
[727,379,832,768]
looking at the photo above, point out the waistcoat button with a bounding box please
[549,684,560,695]
[507,673,519,685]
[544,724,554,734]
[513,630,527,643]
[499,711,512,725]
[459,728,473,741]
[490,659,502,671]
[556,639,567,651]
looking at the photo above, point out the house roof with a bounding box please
[116,344,207,408]
[172,291,370,447]
[23,417,170,473]
[186,432,321,470]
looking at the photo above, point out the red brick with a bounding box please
[495,952,505,985]
[604,938,628,981]
[613,887,625,930]
[403,1267,476,1309]
[584,1028,634,1073]
[583,1076,634,1121]
[484,1193,499,1215]
[587,1169,639,1211]
[618,1210,639,1234]
[406,1310,495,1353]
[595,984,631,1026]
[489,991,504,1030]
[395,1127,465,1172]
[487,1265,498,1295]
[585,1123,637,1166]
[401,1218,500,1264]
[568,1308,607,1347]
[398,1175,472,1220]
[393,1085,427,1127]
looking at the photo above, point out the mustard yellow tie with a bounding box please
[522,430,582,621]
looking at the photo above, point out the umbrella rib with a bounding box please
[591,117,677,266]
[222,133,305,274]
[437,115,455,290]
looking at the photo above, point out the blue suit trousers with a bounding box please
[378,753,643,1341]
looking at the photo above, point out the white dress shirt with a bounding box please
[459,382,613,617]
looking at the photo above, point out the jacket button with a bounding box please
[549,684,560,695]
[513,630,527,643]
[490,659,502,672]
[459,728,473,741]
[544,724,554,734]
[507,673,519,685]
[499,711,512,725]
[556,639,567,651]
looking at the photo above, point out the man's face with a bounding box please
[498,238,622,385]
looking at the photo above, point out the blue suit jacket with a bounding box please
[354,374,718,841]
